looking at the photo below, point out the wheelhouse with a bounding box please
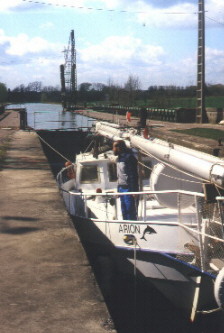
[75,151,118,192]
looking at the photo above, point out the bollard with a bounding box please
[19,109,27,129]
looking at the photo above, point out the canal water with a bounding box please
[7,103,224,332]
[7,103,96,173]
[7,103,95,131]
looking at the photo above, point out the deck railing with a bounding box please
[66,187,224,275]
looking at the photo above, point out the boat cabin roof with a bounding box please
[76,150,117,192]
[76,150,116,163]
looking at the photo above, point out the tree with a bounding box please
[0,83,7,103]
[124,75,141,105]
[79,82,92,92]
[92,83,106,91]
[105,79,122,105]
[26,81,42,92]
[13,84,26,93]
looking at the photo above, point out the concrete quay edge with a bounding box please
[0,128,115,333]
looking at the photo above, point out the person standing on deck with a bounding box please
[139,107,147,128]
[113,140,139,220]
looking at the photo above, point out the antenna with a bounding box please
[60,30,77,110]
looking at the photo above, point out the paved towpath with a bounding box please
[0,114,114,332]
[0,109,21,129]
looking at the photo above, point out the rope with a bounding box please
[84,140,94,153]
[138,160,204,184]
[209,163,224,188]
[136,145,210,184]
[37,132,71,162]
[215,186,222,196]
[197,307,222,314]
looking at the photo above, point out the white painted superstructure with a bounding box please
[57,121,224,317]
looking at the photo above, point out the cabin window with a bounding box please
[108,163,117,182]
[80,165,100,183]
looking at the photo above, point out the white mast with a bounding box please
[96,122,224,189]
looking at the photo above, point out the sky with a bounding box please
[0,0,224,90]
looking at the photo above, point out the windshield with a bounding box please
[80,164,100,183]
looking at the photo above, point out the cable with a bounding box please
[20,0,200,15]
[206,15,224,26]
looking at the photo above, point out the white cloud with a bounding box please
[0,1,224,89]
[7,35,52,56]
[39,22,55,30]
[77,33,224,88]
[206,47,224,60]
[79,35,164,66]
[76,35,166,88]
[205,47,224,83]
[133,2,197,28]
[210,0,224,9]
[0,30,62,56]
[0,55,62,88]
[96,0,121,10]
[96,0,224,29]
[0,1,24,11]
[0,29,63,88]
[206,0,224,25]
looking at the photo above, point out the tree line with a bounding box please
[1,77,224,107]
[0,83,8,103]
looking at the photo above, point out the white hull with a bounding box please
[72,214,217,317]
[57,121,224,317]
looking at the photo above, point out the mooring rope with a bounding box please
[36,132,71,163]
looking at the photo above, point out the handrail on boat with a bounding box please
[59,180,224,275]
[215,196,224,201]
[67,189,205,197]
[91,218,197,227]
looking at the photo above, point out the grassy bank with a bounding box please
[171,128,224,141]
[139,96,224,109]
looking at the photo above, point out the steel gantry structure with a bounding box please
[60,30,77,109]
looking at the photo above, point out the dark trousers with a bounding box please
[118,186,138,220]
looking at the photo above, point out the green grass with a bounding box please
[205,96,224,108]
[140,96,224,109]
[171,128,224,140]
